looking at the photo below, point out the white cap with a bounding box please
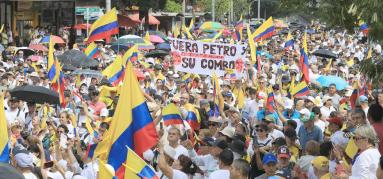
[219,126,235,139]
[167,71,174,75]
[144,72,150,77]
[299,108,311,118]
[322,96,332,102]
[285,99,293,109]
[100,108,109,117]
[146,57,155,64]
[172,74,180,78]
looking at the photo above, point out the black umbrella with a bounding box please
[62,64,77,71]
[0,163,24,179]
[313,49,337,59]
[10,85,60,104]
[71,69,103,78]
[58,50,99,68]
[144,50,169,58]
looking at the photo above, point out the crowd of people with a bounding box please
[0,15,383,179]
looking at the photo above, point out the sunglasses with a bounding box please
[255,129,265,132]
[209,123,218,127]
[354,136,366,141]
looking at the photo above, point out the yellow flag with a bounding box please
[247,24,256,64]
[345,138,358,158]
[0,24,4,34]
[85,117,95,136]
[144,31,150,43]
[367,47,372,59]
[0,93,9,162]
[173,23,180,38]
[40,117,47,130]
[325,59,333,71]
[98,160,115,179]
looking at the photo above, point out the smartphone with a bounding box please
[44,161,54,168]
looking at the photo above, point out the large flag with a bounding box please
[87,8,119,43]
[47,36,58,82]
[48,37,66,107]
[123,146,158,179]
[299,31,310,83]
[284,32,294,50]
[266,87,275,114]
[184,103,201,130]
[162,103,184,126]
[252,17,275,42]
[84,42,100,59]
[0,94,9,162]
[104,61,158,178]
[290,81,310,97]
[102,46,138,86]
[233,15,243,42]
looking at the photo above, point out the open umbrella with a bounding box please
[14,47,35,58]
[62,64,77,71]
[29,44,48,52]
[27,55,44,62]
[118,35,146,45]
[316,75,348,90]
[57,50,99,68]
[313,49,337,59]
[199,21,225,32]
[144,50,169,58]
[71,69,103,78]
[149,35,165,43]
[156,43,171,51]
[40,35,65,44]
[10,85,60,104]
[149,30,169,42]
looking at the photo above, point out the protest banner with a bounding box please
[169,38,248,77]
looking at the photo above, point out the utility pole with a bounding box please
[212,0,215,21]
[106,0,111,12]
[257,0,260,19]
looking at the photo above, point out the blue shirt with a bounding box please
[256,109,280,124]
[298,125,323,150]
[282,110,300,119]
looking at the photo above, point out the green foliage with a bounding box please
[196,0,229,20]
[164,0,182,13]
[360,55,383,84]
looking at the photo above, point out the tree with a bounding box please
[164,0,183,12]
[196,0,249,22]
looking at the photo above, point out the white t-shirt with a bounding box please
[350,148,381,179]
[23,172,38,179]
[169,144,189,159]
[5,108,26,125]
[314,120,326,133]
[157,169,188,179]
[208,169,230,179]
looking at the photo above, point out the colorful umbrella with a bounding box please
[199,21,225,32]
[149,35,165,43]
[144,50,169,58]
[316,75,348,90]
[149,30,169,42]
[73,23,91,30]
[27,55,44,62]
[156,43,171,51]
[40,35,65,44]
[29,44,48,52]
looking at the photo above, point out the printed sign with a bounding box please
[169,38,247,77]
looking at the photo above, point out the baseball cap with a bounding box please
[359,95,368,103]
[262,153,277,165]
[327,117,343,128]
[100,108,109,117]
[322,96,332,102]
[311,156,329,169]
[219,126,235,139]
[14,153,33,168]
[299,108,312,122]
[277,146,290,158]
[264,114,275,123]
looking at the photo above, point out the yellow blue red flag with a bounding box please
[184,103,201,130]
[162,103,184,126]
[290,81,310,97]
[284,32,294,50]
[299,31,309,83]
[87,8,119,43]
[84,42,100,59]
[105,60,158,178]
[0,93,9,162]
[252,17,275,42]
[123,146,158,179]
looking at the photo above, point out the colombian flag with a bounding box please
[162,103,184,126]
[84,42,100,59]
[290,81,310,97]
[103,61,158,179]
[284,32,294,50]
[48,38,66,107]
[252,17,275,42]
[209,75,224,117]
[266,87,275,114]
[123,146,158,179]
[247,24,257,63]
[0,93,9,162]
[184,103,201,130]
[87,8,119,44]
[359,20,369,36]
[47,35,58,82]
[102,46,138,86]
[299,32,310,83]
[233,15,243,41]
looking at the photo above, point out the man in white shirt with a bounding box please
[5,97,25,126]
[322,84,342,109]
[165,127,189,159]
[320,96,336,119]
[209,149,233,179]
